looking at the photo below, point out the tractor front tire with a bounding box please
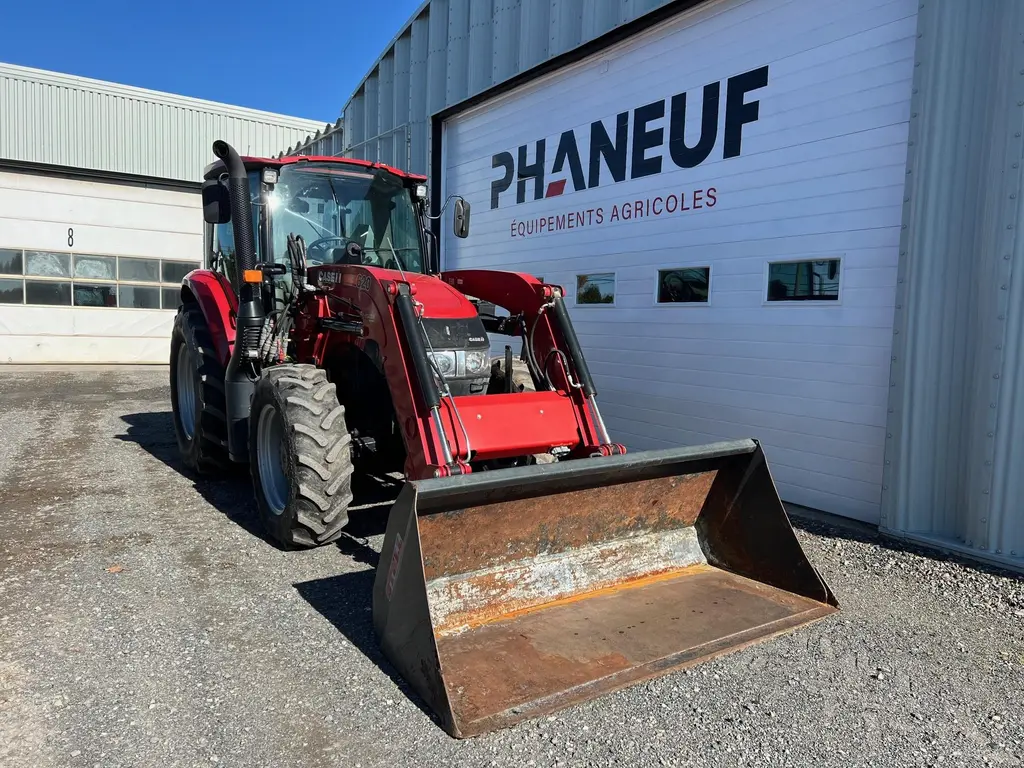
[169,303,230,474]
[248,364,354,549]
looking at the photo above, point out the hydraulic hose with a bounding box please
[550,296,596,398]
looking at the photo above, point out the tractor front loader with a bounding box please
[169,140,838,738]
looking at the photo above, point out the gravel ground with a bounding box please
[0,365,1021,768]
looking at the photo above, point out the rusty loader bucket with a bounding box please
[372,438,838,738]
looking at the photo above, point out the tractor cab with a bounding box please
[200,154,468,293]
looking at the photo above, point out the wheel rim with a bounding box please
[257,404,288,516]
[176,342,196,440]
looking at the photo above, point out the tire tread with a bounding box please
[250,363,354,549]
[170,303,230,475]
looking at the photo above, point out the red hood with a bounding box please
[368,269,477,320]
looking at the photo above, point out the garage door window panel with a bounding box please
[119,257,160,283]
[0,278,23,304]
[119,285,161,309]
[656,267,711,304]
[0,249,22,275]
[73,254,116,281]
[162,288,182,310]
[25,251,71,278]
[25,280,72,306]
[766,259,841,303]
[161,260,197,284]
[74,283,117,307]
[0,248,198,309]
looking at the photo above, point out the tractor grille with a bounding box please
[420,317,489,350]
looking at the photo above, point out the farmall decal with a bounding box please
[488,65,768,238]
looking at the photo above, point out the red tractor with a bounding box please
[168,140,837,738]
[170,140,623,545]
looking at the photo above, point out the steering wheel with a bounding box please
[304,235,381,266]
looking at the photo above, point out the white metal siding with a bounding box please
[441,0,918,523]
[0,63,325,182]
[0,170,201,363]
[882,0,1024,571]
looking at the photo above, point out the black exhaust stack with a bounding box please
[212,140,265,462]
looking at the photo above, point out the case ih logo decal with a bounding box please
[384,531,404,601]
[488,64,769,237]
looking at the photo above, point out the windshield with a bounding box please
[268,162,425,273]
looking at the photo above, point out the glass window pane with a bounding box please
[119,285,160,309]
[73,283,117,307]
[119,257,160,283]
[657,267,710,303]
[25,251,71,278]
[0,249,22,275]
[575,273,615,305]
[161,260,199,284]
[162,288,182,310]
[213,221,238,290]
[25,280,72,305]
[0,279,24,304]
[767,260,841,301]
[73,254,116,281]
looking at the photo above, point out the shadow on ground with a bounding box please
[292,570,444,730]
[787,508,1023,581]
[116,411,401,562]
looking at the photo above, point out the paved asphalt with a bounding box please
[0,366,1021,768]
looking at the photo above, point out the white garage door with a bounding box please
[0,170,201,363]
[440,0,918,523]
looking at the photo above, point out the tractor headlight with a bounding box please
[427,349,489,378]
[464,349,489,375]
[427,350,457,377]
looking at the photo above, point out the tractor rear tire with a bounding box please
[248,364,354,549]
[169,303,230,474]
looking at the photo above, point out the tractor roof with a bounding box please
[202,154,428,184]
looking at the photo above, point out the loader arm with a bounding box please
[295,264,457,480]
[297,265,619,479]
[440,269,621,457]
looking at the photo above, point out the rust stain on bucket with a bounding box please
[419,471,717,581]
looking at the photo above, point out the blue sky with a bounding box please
[0,0,423,123]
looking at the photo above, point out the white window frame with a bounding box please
[652,264,713,307]
[573,271,617,307]
[762,254,845,307]
[0,245,200,311]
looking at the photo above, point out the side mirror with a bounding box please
[202,179,231,224]
[453,197,471,239]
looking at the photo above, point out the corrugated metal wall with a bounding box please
[282,118,345,158]
[338,0,675,175]
[882,0,1024,571]
[335,0,1024,572]
[0,63,326,183]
